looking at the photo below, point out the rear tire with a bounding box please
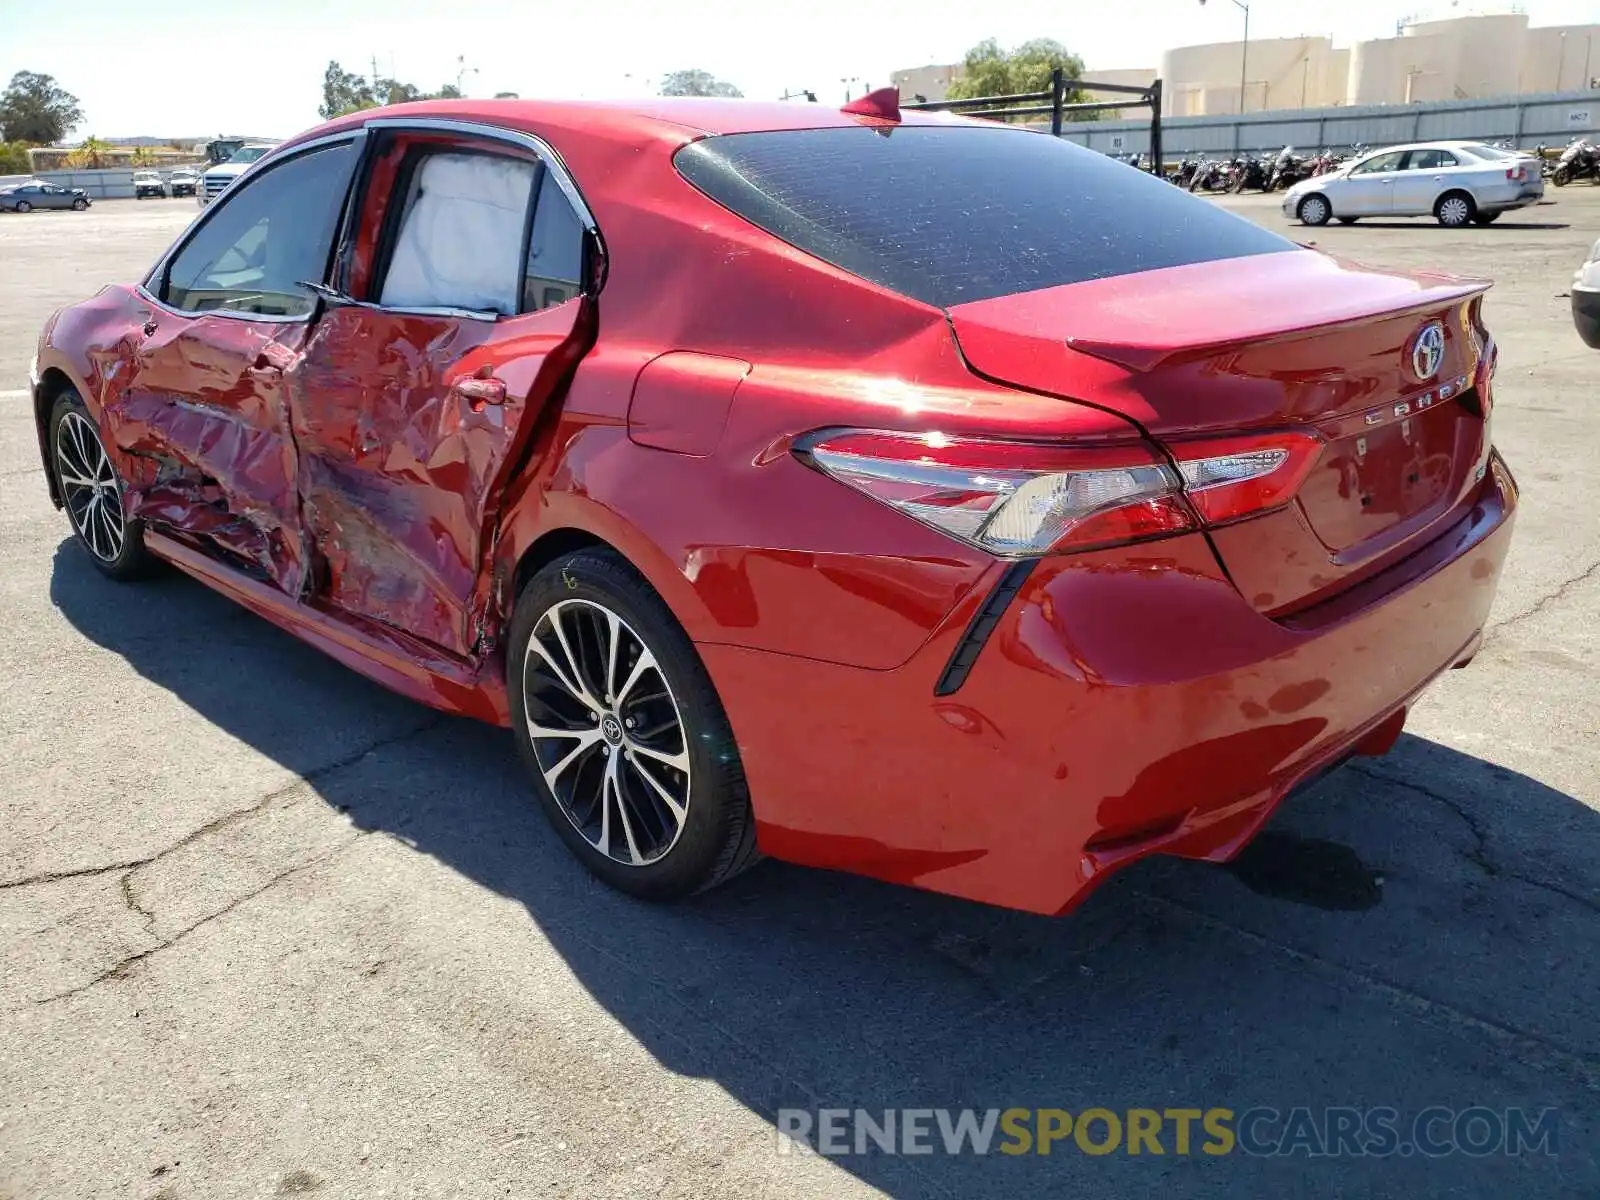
[48,391,155,581]
[1435,191,1475,228]
[1297,194,1332,226]
[507,548,760,900]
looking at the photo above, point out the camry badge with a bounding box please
[1410,321,1446,380]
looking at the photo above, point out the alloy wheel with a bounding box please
[1439,196,1472,227]
[521,598,691,866]
[55,410,126,563]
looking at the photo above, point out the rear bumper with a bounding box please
[1574,287,1600,349]
[702,455,1517,914]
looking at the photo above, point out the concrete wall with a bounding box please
[2,169,144,200]
[1052,88,1600,163]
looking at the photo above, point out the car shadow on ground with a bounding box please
[49,543,1600,1198]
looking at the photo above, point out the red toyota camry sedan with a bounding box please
[29,96,1515,915]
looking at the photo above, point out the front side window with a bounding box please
[162,142,357,318]
[1351,151,1407,175]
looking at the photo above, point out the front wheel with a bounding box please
[1297,194,1332,226]
[14,200,30,213]
[1552,165,1571,186]
[49,391,154,580]
[71,197,88,211]
[1435,191,1475,228]
[507,549,760,900]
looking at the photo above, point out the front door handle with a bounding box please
[452,376,506,406]
[251,341,299,377]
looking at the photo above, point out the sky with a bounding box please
[3,0,1597,140]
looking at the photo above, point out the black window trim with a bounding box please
[139,129,368,326]
[339,116,604,322]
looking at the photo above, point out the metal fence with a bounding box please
[1055,89,1598,164]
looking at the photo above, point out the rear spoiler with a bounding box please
[948,250,1491,374]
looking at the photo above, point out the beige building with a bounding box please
[890,63,961,104]
[896,14,1599,117]
[1165,13,1598,114]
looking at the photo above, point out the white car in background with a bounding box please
[1575,237,1600,348]
[197,142,278,207]
[1283,140,1545,228]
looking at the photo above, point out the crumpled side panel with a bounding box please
[106,314,309,592]
[289,307,501,654]
[288,299,588,656]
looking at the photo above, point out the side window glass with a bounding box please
[1408,150,1455,170]
[163,143,356,317]
[378,152,537,316]
[523,169,585,312]
[1353,152,1404,175]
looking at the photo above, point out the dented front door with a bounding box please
[286,300,587,656]
[115,311,312,591]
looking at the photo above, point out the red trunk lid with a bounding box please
[947,250,1495,614]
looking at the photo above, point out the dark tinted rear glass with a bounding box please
[675,126,1294,307]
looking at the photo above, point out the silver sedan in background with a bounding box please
[1284,141,1545,228]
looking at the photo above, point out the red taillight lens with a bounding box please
[801,429,1324,557]
[1168,431,1323,525]
[800,430,1194,556]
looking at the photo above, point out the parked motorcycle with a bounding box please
[1551,139,1599,187]
[1171,157,1199,188]
[1230,154,1272,193]
[1188,157,1230,193]
[1267,146,1313,191]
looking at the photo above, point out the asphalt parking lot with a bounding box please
[1,190,1596,1198]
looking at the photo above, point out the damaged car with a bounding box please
[30,96,1516,915]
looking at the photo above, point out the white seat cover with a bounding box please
[380,152,535,315]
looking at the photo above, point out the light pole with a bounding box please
[1200,0,1250,114]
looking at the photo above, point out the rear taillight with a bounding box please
[802,431,1191,556]
[1168,431,1323,525]
[799,429,1322,557]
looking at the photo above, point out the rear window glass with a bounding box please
[674,126,1294,307]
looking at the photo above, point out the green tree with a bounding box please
[659,69,742,98]
[321,61,469,118]
[946,38,1089,120]
[0,141,32,174]
[65,135,112,168]
[319,60,377,119]
[0,71,84,144]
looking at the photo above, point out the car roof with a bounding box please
[290,95,968,147]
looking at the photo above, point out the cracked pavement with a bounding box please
[1,194,1597,1199]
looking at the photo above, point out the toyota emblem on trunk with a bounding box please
[1411,322,1446,380]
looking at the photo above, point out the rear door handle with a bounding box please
[452,376,506,406]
